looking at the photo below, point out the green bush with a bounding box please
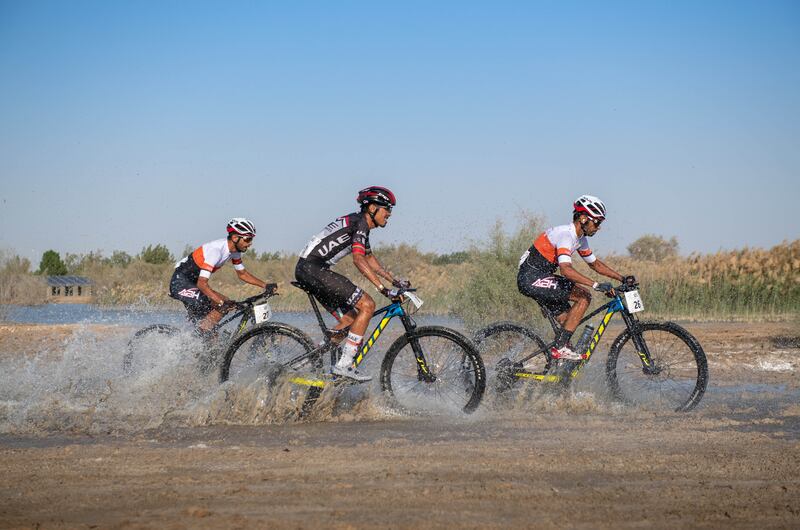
[139,244,174,265]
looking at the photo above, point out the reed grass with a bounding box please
[2,231,797,324]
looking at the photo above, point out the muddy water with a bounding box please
[0,320,798,528]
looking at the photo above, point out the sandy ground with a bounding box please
[1,321,798,529]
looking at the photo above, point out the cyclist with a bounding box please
[518,195,633,361]
[169,218,277,334]
[295,186,408,382]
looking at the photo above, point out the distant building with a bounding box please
[46,276,94,302]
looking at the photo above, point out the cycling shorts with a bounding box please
[517,260,574,315]
[169,271,214,322]
[295,258,364,317]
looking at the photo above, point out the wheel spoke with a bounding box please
[608,324,707,412]
[383,330,484,414]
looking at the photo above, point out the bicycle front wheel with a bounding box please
[380,326,485,414]
[606,321,708,412]
[219,323,316,384]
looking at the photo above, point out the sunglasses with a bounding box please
[589,218,603,227]
[238,236,254,242]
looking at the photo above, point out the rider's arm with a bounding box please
[197,276,228,308]
[235,269,267,289]
[365,254,395,285]
[353,253,386,290]
[587,258,623,282]
[558,262,597,288]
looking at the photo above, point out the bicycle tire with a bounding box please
[606,321,709,412]
[473,322,549,391]
[219,322,316,384]
[380,326,486,414]
[123,324,180,375]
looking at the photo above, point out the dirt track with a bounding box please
[1,321,798,528]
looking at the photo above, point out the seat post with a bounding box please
[306,293,329,332]
[539,305,562,335]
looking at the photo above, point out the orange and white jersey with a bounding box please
[519,223,596,269]
[174,238,245,281]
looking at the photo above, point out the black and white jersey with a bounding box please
[299,212,371,267]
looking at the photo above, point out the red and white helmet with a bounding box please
[573,195,606,220]
[226,218,257,237]
[357,186,396,208]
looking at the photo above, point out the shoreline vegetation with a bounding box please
[1,221,798,325]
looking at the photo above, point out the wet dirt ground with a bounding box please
[1,321,798,528]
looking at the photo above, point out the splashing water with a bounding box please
[0,324,440,435]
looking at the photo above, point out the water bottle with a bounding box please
[573,324,596,356]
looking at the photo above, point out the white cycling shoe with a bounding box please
[549,345,586,361]
[331,364,373,383]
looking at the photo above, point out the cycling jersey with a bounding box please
[518,223,596,274]
[299,212,372,267]
[173,238,245,283]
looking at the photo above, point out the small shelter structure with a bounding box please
[46,276,94,303]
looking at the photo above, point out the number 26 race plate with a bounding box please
[624,290,645,313]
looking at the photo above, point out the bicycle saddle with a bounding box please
[290,281,314,294]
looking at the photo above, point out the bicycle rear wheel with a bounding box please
[123,324,180,375]
[473,322,549,392]
[380,326,485,414]
[219,323,316,384]
[606,321,708,412]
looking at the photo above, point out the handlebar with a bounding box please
[615,281,639,293]
[389,286,417,301]
[231,290,278,310]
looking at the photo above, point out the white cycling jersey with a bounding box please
[174,238,245,281]
[519,223,596,269]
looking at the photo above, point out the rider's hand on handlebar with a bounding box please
[263,282,279,295]
[380,286,401,299]
[593,282,615,296]
[622,275,637,288]
[218,299,237,313]
[392,278,412,290]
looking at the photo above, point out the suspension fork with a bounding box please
[621,311,659,374]
[400,313,436,382]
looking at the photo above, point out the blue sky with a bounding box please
[1,0,798,264]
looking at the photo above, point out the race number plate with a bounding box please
[624,290,644,313]
[405,292,424,309]
[253,302,272,324]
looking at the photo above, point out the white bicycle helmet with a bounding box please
[226,218,257,237]
[573,195,606,220]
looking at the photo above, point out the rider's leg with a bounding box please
[336,294,375,364]
[333,294,375,381]
[197,309,224,333]
[555,286,592,348]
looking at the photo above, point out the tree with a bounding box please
[37,250,68,275]
[627,235,679,262]
[139,244,173,264]
[106,250,133,268]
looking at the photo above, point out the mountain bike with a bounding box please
[218,282,486,415]
[123,291,276,375]
[473,281,708,412]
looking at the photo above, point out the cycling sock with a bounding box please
[554,328,574,349]
[338,332,363,367]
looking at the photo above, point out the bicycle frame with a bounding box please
[511,293,649,383]
[212,292,275,339]
[288,287,433,386]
